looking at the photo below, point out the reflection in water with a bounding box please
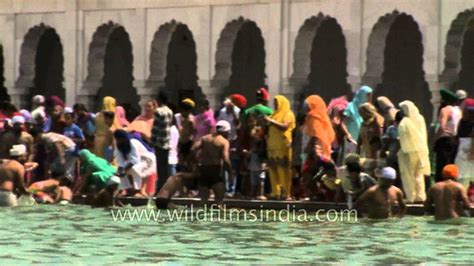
[0,205,472,264]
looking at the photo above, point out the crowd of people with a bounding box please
[0,85,473,220]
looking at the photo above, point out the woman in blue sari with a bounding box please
[343,86,373,151]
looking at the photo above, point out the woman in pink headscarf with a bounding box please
[115,106,130,128]
[128,100,157,142]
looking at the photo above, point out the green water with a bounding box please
[0,205,473,264]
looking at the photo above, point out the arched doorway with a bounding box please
[458,18,474,95]
[148,21,202,108]
[213,17,266,105]
[228,21,266,104]
[306,17,348,101]
[165,24,199,104]
[380,13,430,117]
[31,28,64,103]
[366,12,430,118]
[95,25,140,120]
[0,45,8,102]
[17,24,64,108]
[442,8,474,95]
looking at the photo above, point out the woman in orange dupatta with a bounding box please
[266,95,295,200]
[303,95,335,159]
[128,100,157,142]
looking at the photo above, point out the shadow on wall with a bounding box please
[227,20,266,106]
[30,28,65,107]
[0,45,8,102]
[305,17,349,102]
[96,26,140,121]
[458,19,474,96]
[376,13,432,120]
[163,24,203,107]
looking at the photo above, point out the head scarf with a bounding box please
[442,164,459,179]
[303,95,335,157]
[100,96,120,129]
[399,100,426,137]
[19,109,32,123]
[230,94,248,109]
[270,95,295,143]
[440,89,459,104]
[32,95,45,106]
[344,85,373,140]
[376,96,398,122]
[257,88,270,101]
[359,103,377,122]
[114,129,132,158]
[45,96,65,109]
[327,96,348,117]
[102,96,116,112]
[115,106,130,127]
[456,90,467,100]
[182,98,195,109]
[463,98,474,111]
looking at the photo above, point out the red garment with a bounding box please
[230,94,248,109]
[257,88,269,101]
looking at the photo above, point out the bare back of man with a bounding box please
[355,185,406,219]
[0,159,27,206]
[194,133,231,205]
[200,134,227,166]
[425,180,470,220]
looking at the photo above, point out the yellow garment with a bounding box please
[182,98,195,108]
[94,96,119,157]
[268,164,292,198]
[398,151,427,203]
[397,101,429,203]
[267,95,295,198]
[267,95,295,160]
[398,101,431,176]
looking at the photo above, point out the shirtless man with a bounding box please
[193,120,234,206]
[424,164,471,220]
[0,145,31,206]
[354,167,406,219]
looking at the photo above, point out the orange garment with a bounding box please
[303,95,335,157]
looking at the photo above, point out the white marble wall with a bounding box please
[0,0,473,116]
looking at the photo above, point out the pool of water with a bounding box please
[0,205,473,264]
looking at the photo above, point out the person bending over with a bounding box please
[192,120,234,207]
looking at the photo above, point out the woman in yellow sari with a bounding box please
[397,100,430,203]
[265,95,295,200]
[94,96,120,159]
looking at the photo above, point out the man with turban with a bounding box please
[425,164,471,220]
[243,88,274,118]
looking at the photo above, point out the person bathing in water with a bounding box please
[155,120,234,209]
[0,144,35,206]
[354,167,406,219]
[424,164,471,220]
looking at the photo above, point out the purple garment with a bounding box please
[194,109,216,140]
